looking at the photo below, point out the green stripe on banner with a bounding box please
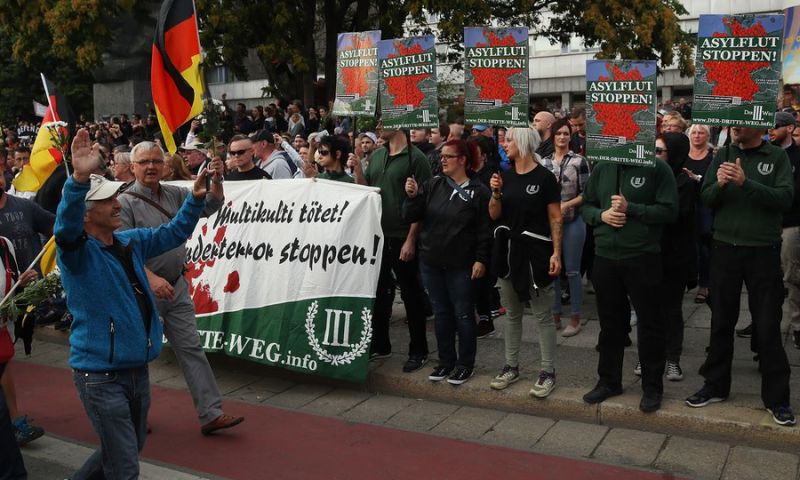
[189,296,374,382]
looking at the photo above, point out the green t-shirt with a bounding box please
[365,144,432,239]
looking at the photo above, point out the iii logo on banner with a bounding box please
[305,301,372,366]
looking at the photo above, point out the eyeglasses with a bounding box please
[133,159,164,165]
[655,147,668,154]
[317,149,331,156]
[229,149,251,157]
[440,154,461,160]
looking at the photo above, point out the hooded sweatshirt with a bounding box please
[660,133,698,287]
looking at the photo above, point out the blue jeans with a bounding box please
[72,367,150,480]
[420,262,476,369]
[552,217,586,316]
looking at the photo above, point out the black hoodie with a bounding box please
[661,132,697,288]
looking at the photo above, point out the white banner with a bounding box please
[178,178,384,316]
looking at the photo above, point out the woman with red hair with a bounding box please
[402,139,492,385]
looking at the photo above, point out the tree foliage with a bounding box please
[0,0,694,118]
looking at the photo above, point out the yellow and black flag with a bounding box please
[151,0,204,154]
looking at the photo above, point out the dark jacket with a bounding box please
[581,160,678,260]
[660,133,697,288]
[781,140,800,227]
[402,176,491,269]
[701,141,793,246]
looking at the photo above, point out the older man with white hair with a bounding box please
[117,140,245,435]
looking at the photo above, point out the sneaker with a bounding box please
[13,416,44,446]
[665,361,683,381]
[530,370,556,398]
[685,386,727,408]
[736,323,753,338]
[429,365,454,382]
[476,318,496,339]
[633,361,642,376]
[369,351,392,361]
[402,355,427,373]
[767,406,797,426]
[490,365,520,390]
[447,366,474,385]
[793,330,800,350]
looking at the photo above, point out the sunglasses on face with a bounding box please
[229,149,250,157]
[655,147,668,154]
[318,149,331,156]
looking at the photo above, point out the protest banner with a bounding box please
[463,27,529,127]
[332,31,381,118]
[785,6,800,84]
[378,35,438,129]
[585,60,657,168]
[178,179,383,383]
[693,14,784,128]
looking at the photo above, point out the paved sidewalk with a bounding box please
[17,286,800,480]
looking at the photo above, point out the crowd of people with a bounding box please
[1,87,800,478]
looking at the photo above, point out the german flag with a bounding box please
[151,0,204,154]
[13,75,73,193]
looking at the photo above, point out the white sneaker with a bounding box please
[529,370,556,398]
[490,365,520,390]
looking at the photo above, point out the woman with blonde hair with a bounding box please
[686,123,714,303]
[488,127,562,398]
[162,153,193,181]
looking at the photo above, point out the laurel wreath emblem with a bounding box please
[305,301,372,366]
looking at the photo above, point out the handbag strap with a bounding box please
[122,191,174,220]
[444,176,473,204]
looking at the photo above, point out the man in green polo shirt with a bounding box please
[350,128,432,372]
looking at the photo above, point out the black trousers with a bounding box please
[700,242,791,408]
[371,238,429,357]
[0,363,27,480]
[662,264,688,362]
[593,254,665,395]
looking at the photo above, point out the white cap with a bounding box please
[85,174,125,201]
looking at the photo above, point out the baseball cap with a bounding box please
[472,124,489,132]
[85,174,125,201]
[774,111,796,128]
[358,132,378,143]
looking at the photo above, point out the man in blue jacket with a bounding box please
[55,128,211,479]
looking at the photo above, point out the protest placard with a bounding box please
[693,14,784,128]
[463,27,529,127]
[332,31,381,117]
[378,35,438,129]
[178,179,383,383]
[585,60,657,167]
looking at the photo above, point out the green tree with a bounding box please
[0,0,695,115]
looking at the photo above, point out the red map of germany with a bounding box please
[384,42,429,107]
[340,36,375,98]
[472,32,521,104]
[594,65,648,139]
[704,18,768,100]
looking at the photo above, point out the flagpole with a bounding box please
[41,73,71,178]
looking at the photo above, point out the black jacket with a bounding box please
[402,176,492,269]
[661,133,698,288]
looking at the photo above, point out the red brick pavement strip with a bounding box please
[16,362,684,480]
